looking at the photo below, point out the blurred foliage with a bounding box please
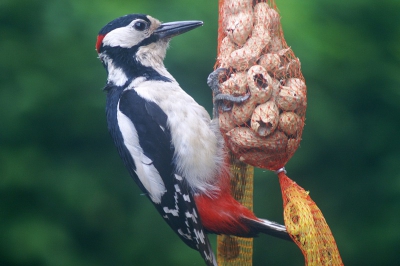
[1,0,399,265]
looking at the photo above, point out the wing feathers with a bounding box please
[113,88,215,265]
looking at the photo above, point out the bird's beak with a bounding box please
[153,20,203,40]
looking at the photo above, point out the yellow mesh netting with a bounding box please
[213,0,343,264]
[217,153,254,265]
[278,171,343,265]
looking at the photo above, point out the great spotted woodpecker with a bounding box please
[96,14,290,266]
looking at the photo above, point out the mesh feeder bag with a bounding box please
[213,0,343,265]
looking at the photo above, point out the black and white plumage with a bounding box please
[97,14,218,265]
[96,13,290,266]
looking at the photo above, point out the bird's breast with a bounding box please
[133,81,225,193]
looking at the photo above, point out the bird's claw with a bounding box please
[207,68,228,96]
[213,92,250,103]
[208,68,252,118]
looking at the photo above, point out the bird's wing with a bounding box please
[116,88,216,265]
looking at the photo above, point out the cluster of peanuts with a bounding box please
[217,0,307,169]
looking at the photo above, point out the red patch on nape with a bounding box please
[96,34,105,53]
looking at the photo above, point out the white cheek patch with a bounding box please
[103,26,144,49]
[117,103,166,203]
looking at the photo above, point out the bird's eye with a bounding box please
[134,21,147,31]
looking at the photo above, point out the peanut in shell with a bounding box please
[246,23,271,54]
[278,111,300,136]
[226,127,288,151]
[266,8,281,32]
[224,0,252,14]
[225,11,254,46]
[269,36,283,53]
[277,78,306,111]
[227,72,248,95]
[258,53,281,72]
[229,48,258,71]
[231,97,256,125]
[251,101,279,137]
[247,65,273,103]
[253,2,271,26]
[218,36,236,68]
[219,111,236,132]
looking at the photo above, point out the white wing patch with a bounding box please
[194,229,206,244]
[163,206,179,217]
[133,81,224,194]
[183,194,191,202]
[177,229,192,240]
[174,174,183,181]
[117,105,166,203]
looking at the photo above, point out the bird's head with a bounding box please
[96,14,203,75]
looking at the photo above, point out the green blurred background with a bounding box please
[1,0,399,265]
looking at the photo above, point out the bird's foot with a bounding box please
[213,92,250,104]
[207,68,251,118]
[207,67,228,96]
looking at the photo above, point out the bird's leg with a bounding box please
[207,68,227,97]
[207,68,251,119]
[207,68,227,119]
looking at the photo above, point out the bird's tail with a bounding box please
[195,164,292,241]
[196,188,292,241]
[200,240,218,266]
[241,216,292,241]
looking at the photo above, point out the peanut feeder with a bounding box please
[213,2,343,265]
[215,0,306,170]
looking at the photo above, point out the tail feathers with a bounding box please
[241,217,293,242]
[197,237,217,266]
[202,248,217,266]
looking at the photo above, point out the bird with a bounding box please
[96,13,291,266]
